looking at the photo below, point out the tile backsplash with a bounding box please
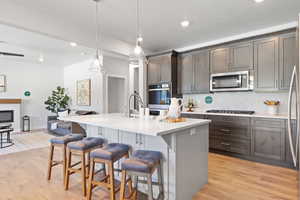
[183,92,290,114]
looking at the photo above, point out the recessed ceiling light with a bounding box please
[70,42,77,47]
[254,0,264,3]
[38,55,44,63]
[181,20,190,28]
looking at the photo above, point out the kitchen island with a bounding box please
[60,114,210,200]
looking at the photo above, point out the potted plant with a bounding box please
[45,86,70,121]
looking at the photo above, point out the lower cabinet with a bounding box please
[184,113,293,168]
[251,118,285,161]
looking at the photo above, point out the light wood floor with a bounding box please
[0,133,298,200]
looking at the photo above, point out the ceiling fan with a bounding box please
[0,41,24,57]
[0,51,24,57]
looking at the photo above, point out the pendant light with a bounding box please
[134,0,143,56]
[89,0,105,73]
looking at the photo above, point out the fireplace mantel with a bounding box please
[0,99,22,104]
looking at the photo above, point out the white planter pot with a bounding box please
[267,105,278,115]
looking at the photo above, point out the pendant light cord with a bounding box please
[95,0,100,52]
[136,0,140,39]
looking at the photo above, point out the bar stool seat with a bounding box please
[47,133,84,183]
[50,134,84,145]
[122,150,162,173]
[120,150,164,200]
[65,137,105,196]
[87,143,131,200]
[68,137,105,151]
[90,143,130,160]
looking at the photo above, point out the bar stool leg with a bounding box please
[47,144,54,180]
[81,152,87,196]
[62,146,67,184]
[64,150,72,190]
[87,159,95,200]
[109,162,116,200]
[120,170,127,200]
[146,174,154,200]
[157,161,164,198]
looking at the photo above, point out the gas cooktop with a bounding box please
[206,110,255,115]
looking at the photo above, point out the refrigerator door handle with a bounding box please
[288,66,297,167]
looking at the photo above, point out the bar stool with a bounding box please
[119,150,164,200]
[47,134,84,183]
[87,143,130,200]
[65,137,105,196]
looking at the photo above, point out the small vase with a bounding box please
[267,105,278,115]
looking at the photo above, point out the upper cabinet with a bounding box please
[254,37,279,92]
[210,47,230,74]
[147,51,178,95]
[279,33,296,90]
[180,50,210,94]
[229,41,254,71]
[147,51,178,85]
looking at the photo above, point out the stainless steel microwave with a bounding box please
[210,71,253,92]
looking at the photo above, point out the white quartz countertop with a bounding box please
[59,113,210,137]
[182,110,291,119]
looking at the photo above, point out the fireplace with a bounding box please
[0,110,14,123]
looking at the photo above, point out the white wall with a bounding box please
[0,59,64,130]
[183,92,289,115]
[64,56,129,114]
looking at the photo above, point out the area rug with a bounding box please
[0,131,52,156]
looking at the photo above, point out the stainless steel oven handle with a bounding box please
[148,88,170,91]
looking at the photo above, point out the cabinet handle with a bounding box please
[139,135,143,145]
[220,128,230,132]
[136,134,139,144]
[221,142,231,146]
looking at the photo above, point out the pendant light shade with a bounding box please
[89,0,105,74]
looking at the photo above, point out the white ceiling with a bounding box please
[0,24,97,66]
[5,0,300,53]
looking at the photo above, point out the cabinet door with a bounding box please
[193,50,210,93]
[254,37,279,91]
[160,55,172,82]
[229,41,254,71]
[180,54,194,93]
[279,33,296,90]
[251,119,285,161]
[147,57,161,84]
[210,47,230,74]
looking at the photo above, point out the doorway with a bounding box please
[107,76,126,113]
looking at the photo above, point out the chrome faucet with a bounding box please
[128,92,145,118]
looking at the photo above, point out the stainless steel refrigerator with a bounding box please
[287,13,300,198]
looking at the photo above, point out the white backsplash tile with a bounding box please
[183,92,289,114]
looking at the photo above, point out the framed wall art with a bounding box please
[77,79,91,106]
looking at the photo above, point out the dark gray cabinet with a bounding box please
[279,33,297,90]
[229,41,254,71]
[251,118,285,161]
[147,57,161,84]
[254,37,279,92]
[183,113,293,168]
[180,54,193,93]
[147,52,177,85]
[180,50,210,94]
[210,47,230,74]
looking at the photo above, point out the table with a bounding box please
[0,128,14,148]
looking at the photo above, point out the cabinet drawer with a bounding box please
[208,115,250,127]
[252,118,285,128]
[213,125,251,140]
[214,138,250,155]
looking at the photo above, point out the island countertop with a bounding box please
[59,113,211,136]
